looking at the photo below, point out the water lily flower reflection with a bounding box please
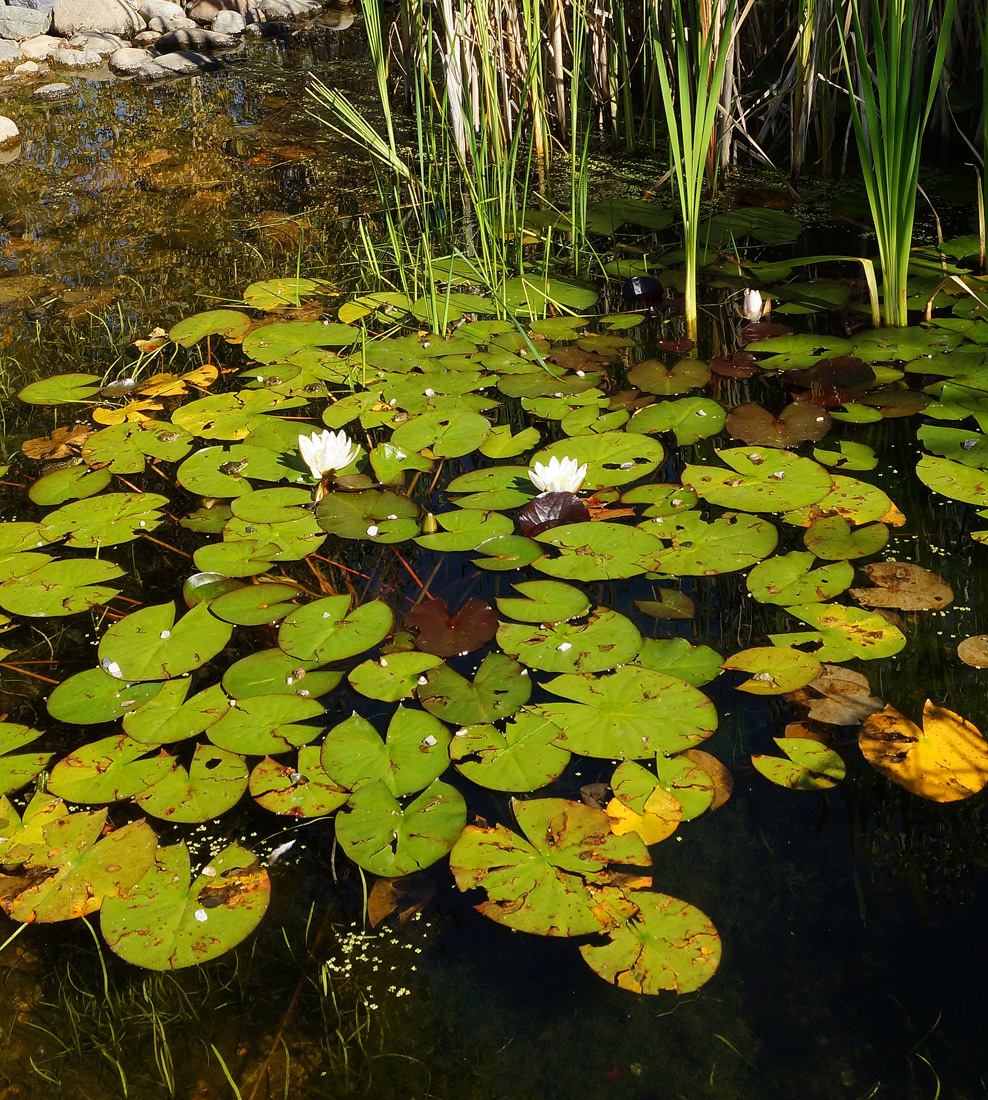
[298,429,359,479]
[528,456,588,495]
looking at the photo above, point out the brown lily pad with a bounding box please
[850,562,953,611]
[785,664,884,725]
[405,597,498,658]
[725,401,832,447]
[958,635,988,668]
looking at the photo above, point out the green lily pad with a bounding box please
[450,798,650,936]
[627,398,726,444]
[172,391,304,442]
[802,517,889,559]
[47,668,164,724]
[320,706,451,796]
[336,779,466,877]
[135,745,248,823]
[47,734,173,803]
[39,493,169,548]
[243,276,330,309]
[502,275,598,316]
[369,442,434,485]
[585,198,674,234]
[471,534,544,570]
[634,638,722,686]
[349,652,445,702]
[641,512,778,575]
[414,509,514,552]
[122,681,229,744]
[3,816,158,924]
[783,474,896,526]
[746,551,854,605]
[706,207,802,246]
[682,448,833,512]
[652,753,716,821]
[479,426,543,459]
[535,666,717,758]
[28,465,113,507]
[0,557,125,617]
[229,487,313,524]
[496,580,592,624]
[314,491,420,543]
[0,723,52,796]
[776,603,906,661]
[17,373,103,406]
[418,652,532,725]
[209,582,303,626]
[170,308,253,346]
[533,433,665,489]
[80,422,194,474]
[604,760,682,845]
[621,484,699,517]
[450,711,571,791]
[388,409,491,459]
[206,693,324,755]
[579,891,721,994]
[222,648,342,700]
[752,737,846,790]
[278,595,394,664]
[98,602,233,682]
[101,842,270,970]
[249,745,348,817]
[534,522,663,581]
[498,607,641,675]
[241,320,359,363]
[722,646,821,694]
[916,454,988,506]
[812,440,878,471]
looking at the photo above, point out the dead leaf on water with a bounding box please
[858,700,988,802]
[785,664,884,725]
[21,425,90,461]
[850,562,953,611]
[957,635,988,668]
[680,749,733,810]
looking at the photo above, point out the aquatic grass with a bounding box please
[838,0,957,326]
[648,0,744,341]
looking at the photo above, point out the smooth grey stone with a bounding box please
[32,79,71,96]
[107,43,148,71]
[256,0,316,17]
[131,28,158,42]
[186,0,248,24]
[51,0,143,37]
[13,58,43,71]
[20,33,62,57]
[68,29,123,52]
[210,9,243,33]
[0,38,24,63]
[152,47,221,70]
[0,6,51,40]
[0,141,21,163]
[153,26,236,51]
[0,115,19,144]
[51,44,100,65]
[137,0,183,20]
[7,0,56,13]
[147,13,194,30]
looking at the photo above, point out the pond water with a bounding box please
[2,10,988,1100]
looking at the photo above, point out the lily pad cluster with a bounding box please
[0,276,971,988]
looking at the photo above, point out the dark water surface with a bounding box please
[1,11,987,1100]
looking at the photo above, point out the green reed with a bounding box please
[838,0,957,326]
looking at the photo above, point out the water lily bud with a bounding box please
[421,512,439,534]
[741,288,764,322]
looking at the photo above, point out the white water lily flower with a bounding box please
[741,288,764,322]
[298,429,359,479]
[528,455,588,494]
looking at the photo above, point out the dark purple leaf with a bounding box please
[405,598,498,658]
[517,491,590,538]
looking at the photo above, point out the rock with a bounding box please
[147,14,194,30]
[32,79,71,97]
[316,9,353,28]
[186,0,248,24]
[0,141,21,163]
[21,33,63,58]
[152,48,221,71]
[51,45,101,66]
[153,27,237,51]
[0,115,19,145]
[13,58,43,71]
[68,30,124,52]
[211,9,243,32]
[137,0,183,20]
[256,0,316,16]
[0,39,25,65]
[51,0,143,37]
[132,29,158,43]
[0,7,52,41]
[107,43,149,71]
[7,0,57,12]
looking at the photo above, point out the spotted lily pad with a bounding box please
[39,493,169,548]
[248,745,348,817]
[206,693,324,755]
[98,602,233,682]
[579,891,721,994]
[533,433,665,489]
[348,652,445,702]
[605,760,682,846]
[418,653,531,725]
[314,491,420,543]
[723,646,821,694]
[47,734,173,803]
[0,723,52,797]
[121,682,228,745]
[681,448,833,512]
[278,595,394,664]
[498,607,641,674]
[752,738,846,790]
[641,512,778,575]
[634,639,722,686]
[746,551,854,605]
[101,842,270,970]
[534,522,663,581]
[627,398,726,444]
[320,707,450,796]
[336,779,466,877]
[775,603,906,661]
[135,745,248,823]
[496,580,591,624]
[535,666,717,758]
[450,711,571,791]
[0,557,125,617]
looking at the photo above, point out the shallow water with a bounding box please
[1,11,988,1100]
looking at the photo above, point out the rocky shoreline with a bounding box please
[0,0,354,138]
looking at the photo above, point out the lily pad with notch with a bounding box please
[47,734,173,803]
[222,648,341,700]
[723,646,821,694]
[746,551,853,605]
[418,652,531,725]
[405,598,497,658]
[336,779,466,878]
[641,512,778,575]
[39,493,169,549]
[209,582,303,626]
[278,595,394,665]
[605,760,682,846]
[99,602,233,682]
[450,710,571,792]
[627,398,726,444]
[349,652,445,702]
[775,603,906,662]
[532,432,665,490]
[534,522,663,582]
[135,745,248,823]
[0,557,125,617]
[29,465,113,507]
[681,448,833,513]
[314,491,420,543]
[206,693,325,755]
[803,516,889,560]
[122,681,229,744]
[497,607,641,674]
[634,638,722,686]
[0,723,52,797]
[47,668,164,725]
[752,737,845,790]
[249,745,348,817]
